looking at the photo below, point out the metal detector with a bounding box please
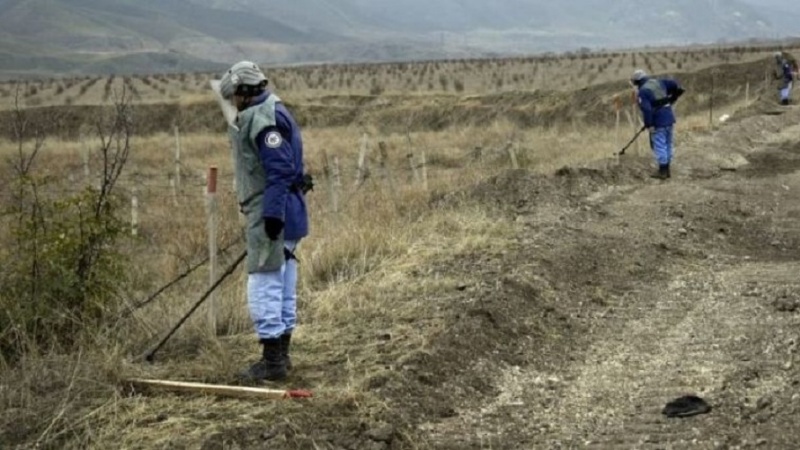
[144,249,246,363]
[617,126,647,156]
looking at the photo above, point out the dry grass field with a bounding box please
[2,42,800,449]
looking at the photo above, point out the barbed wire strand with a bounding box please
[121,234,244,318]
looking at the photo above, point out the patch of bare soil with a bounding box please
[404,106,800,448]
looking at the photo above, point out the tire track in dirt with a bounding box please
[537,166,800,449]
[544,263,796,449]
[422,105,800,449]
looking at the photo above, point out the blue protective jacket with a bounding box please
[637,77,682,128]
[778,59,793,86]
[251,92,309,241]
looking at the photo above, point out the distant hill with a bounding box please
[0,0,329,76]
[1,0,799,77]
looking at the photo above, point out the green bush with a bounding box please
[0,86,133,363]
[0,178,128,362]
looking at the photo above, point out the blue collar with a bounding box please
[249,92,270,107]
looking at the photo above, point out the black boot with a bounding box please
[782,98,790,106]
[280,333,293,371]
[665,164,671,179]
[239,338,287,382]
[651,164,669,180]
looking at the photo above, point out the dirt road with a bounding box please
[412,102,800,449]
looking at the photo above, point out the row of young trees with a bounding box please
[2,43,794,104]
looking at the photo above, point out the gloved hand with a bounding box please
[671,87,685,102]
[301,174,315,194]
[263,217,284,240]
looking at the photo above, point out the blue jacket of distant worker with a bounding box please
[636,77,682,128]
[232,91,309,255]
[778,59,793,87]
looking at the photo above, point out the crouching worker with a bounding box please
[631,69,685,180]
[218,61,310,382]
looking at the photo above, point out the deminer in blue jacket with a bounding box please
[219,61,311,382]
[631,69,685,180]
[774,51,795,105]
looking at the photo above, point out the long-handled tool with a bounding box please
[617,126,647,156]
[145,249,246,363]
[125,378,313,400]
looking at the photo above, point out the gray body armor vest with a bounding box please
[229,95,285,273]
[642,79,669,107]
[230,95,281,209]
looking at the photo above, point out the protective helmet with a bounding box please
[631,69,648,83]
[775,51,783,60]
[219,61,267,99]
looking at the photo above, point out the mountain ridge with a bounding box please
[1,0,799,76]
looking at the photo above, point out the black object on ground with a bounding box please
[662,395,712,418]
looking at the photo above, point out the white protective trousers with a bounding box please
[247,240,299,339]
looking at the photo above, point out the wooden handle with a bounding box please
[126,378,292,400]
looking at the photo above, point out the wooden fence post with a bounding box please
[206,166,219,333]
[170,176,178,206]
[131,188,139,237]
[420,151,429,190]
[624,109,640,156]
[407,153,420,184]
[323,149,339,213]
[745,81,750,105]
[174,125,182,189]
[506,141,519,170]
[333,156,342,188]
[355,133,369,187]
[627,87,642,155]
[81,133,90,181]
[378,141,397,194]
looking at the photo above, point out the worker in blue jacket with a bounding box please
[775,51,794,105]
[631,69,685,180]
[219,61,311,382]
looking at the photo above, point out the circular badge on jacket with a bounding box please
[265,131,283,148]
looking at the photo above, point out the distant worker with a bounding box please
[777,50,799,77]
[218,61,311,382]
[630,69,685,180]
[774,51,795,105]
